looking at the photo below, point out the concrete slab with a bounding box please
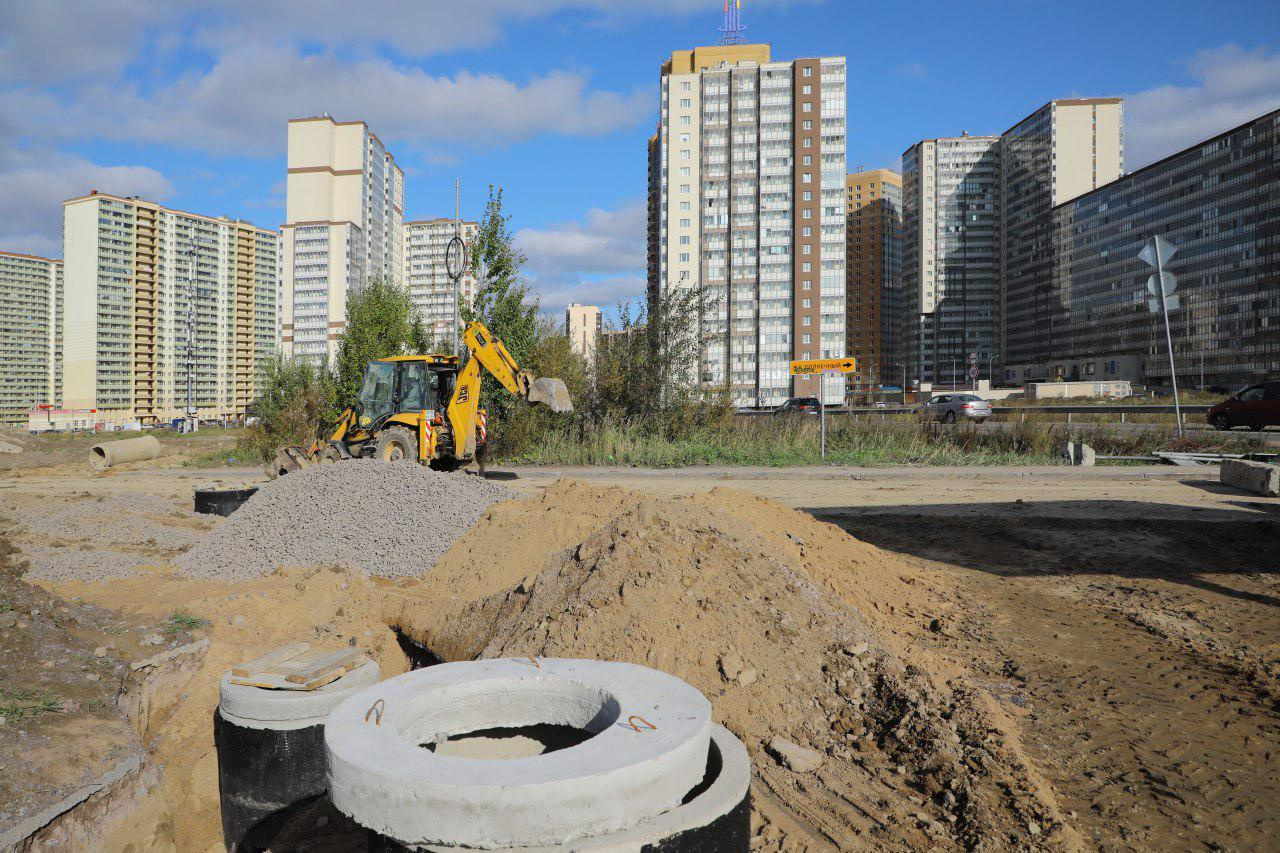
[325,658,712,848]
[1221,460,1280,497]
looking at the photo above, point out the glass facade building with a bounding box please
[1005,110,1279,388]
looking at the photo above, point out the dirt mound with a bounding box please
[400,481,1078,850]
[178,461,515,580]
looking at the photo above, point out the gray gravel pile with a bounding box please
[178,460,517,580]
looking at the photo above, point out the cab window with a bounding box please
[1264,383,1280,401]
[399,362,430,412]
[359,362,396,424]
[1239,386,1266,402]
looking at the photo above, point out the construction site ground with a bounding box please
[0,438,1276,850]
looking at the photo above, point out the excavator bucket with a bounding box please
[268,446,315,480]
[527,377,573,413]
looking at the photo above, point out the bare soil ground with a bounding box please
[0,443,1275,851]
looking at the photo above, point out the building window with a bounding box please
[680,99,691,108]
[801,102,813,113]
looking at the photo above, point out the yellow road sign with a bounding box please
[789,357,857,376]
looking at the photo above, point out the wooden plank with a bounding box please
[231,642,310,677]
[285,648,365,685]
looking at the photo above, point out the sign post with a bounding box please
[790,358,857,460]
[1138,236,1182,436]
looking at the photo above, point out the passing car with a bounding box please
[1207,379,1280,431]
[777,397,822,415]
[920,394,992,424]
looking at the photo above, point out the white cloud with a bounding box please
[536,275,647,317]
[0,149,172,257]
[1124,44,1280,168]
[6,46,651,155]
[1,0,823,85]
[516,200,647,313]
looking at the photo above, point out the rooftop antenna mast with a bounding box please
[717,0,747,45]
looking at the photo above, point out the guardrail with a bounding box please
[739,404,1214,421]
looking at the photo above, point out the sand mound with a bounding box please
[399,480,1079,850]
[178,461,515,580]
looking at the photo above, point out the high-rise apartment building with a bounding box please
[403,218,478,348]
[902,134,1001,387]
[283,116,404,363]
[0,251,62,424]
[1005,109,1278,388]
[1001,99,1124,365]
[902,99,1123,387]
[845,169,902,390]
[566,303,603,364]
[62,191,280,423]
[648,41,847,406]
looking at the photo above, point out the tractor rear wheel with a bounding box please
[374,427,418,463]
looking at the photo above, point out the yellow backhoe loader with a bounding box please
[269,321,571,479]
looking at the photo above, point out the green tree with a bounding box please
[238,354,334,462]
[333,276,426,410]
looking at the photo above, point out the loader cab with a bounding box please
[357,356,460,429]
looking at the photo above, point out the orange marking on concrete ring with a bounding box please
[623,714,657,733]
[365,698,386,726]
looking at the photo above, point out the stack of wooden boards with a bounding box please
[229,642,368,691]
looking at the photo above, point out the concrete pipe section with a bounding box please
[89,434,162,469]
[325,659,716,849]
[215,659,380,851]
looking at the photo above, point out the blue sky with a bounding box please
[2,0,1277,314]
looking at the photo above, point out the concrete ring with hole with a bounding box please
[324,658,713,849]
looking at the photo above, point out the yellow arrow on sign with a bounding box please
[789,357,857,376]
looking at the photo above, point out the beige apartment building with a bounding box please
[0,251,62,424]
[845,169,902,391]
[283,116,405,363]
[648,42,848,407]
[62,192,280,423]
[566,303,602,364]
[403,218,478,349]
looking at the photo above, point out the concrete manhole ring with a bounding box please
[324,658,713,849]
[219,659,382,729]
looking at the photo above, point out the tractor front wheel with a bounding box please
[374,427,418,464]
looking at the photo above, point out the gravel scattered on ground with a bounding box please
[178,461,517,580]
[17,546,156,582]
[13,494,202,551]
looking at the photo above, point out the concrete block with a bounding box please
[1059,442,1096,466]
[1221,460,1280,497]
[767,737,824,773]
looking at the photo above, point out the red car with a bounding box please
[1207,380,1280,431]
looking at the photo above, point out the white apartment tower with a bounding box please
[648,42,848,407]
[62,192,280,423]
[403,218,479,348]
[283,116,405,363]
[0,251,62,424]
